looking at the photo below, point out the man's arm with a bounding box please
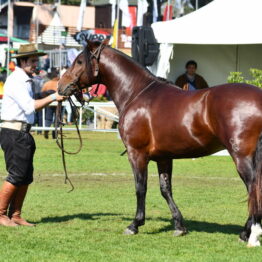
[34,92,67,111]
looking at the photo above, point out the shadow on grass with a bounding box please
[121,216,243,235]
[40,212,121,223]
[145,218,243,235]
[40,212,243,235]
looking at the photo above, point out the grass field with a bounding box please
[0,131,262,261]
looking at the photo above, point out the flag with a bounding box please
[137,0,148,26]
[109,0,116,27]
[119,0,131,27]
[111,19,118,48]
[153,0,158,22]
[163,3,173,21]
[76,0,87,31]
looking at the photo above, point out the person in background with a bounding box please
[175,60,209,91]
[0,44,67,227]
[33,68,45,134]
[41,67,60,139]
[0,63,6,99]
[88,84,118,130]
[8,61,16,72]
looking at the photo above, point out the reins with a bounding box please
[55,97,83,192]
[54,43,104,192]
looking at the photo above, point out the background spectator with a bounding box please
[41,68,59,139]
[175,60,208,90]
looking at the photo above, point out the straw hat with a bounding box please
[12,44,46,58]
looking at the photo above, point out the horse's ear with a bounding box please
[102,38,110,46]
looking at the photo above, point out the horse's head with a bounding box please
[58,40,107,97]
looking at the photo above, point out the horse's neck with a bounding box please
[99,48,155,113]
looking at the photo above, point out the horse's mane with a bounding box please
[83,42,180,90]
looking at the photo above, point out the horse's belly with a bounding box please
[149,136,225,160]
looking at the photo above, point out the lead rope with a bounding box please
[55,98,83,192]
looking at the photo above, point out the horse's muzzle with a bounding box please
[58,84,76,96]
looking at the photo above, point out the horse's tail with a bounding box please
[249,133,262,216]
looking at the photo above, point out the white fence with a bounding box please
[0,100,119,133]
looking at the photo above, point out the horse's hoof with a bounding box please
[247,242,261,248]
[239,238,246,243]
[173,229,186,237]
[123,228,137,235]
[239,231,249,242]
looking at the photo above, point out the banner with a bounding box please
[111,19,118,48]
[75,29,111,46]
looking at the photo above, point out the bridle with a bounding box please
[65,42,105,103]
[55,42,105,192]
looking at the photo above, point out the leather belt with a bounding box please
[1,121,32,133]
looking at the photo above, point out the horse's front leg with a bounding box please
[124,150,148,235]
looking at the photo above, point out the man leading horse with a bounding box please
[0,44,67,227]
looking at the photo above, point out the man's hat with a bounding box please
[12,44,46,58]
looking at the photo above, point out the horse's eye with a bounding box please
[77,60,82,65]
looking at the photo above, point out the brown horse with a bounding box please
[58,41,262,246]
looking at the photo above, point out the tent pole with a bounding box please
[116,0,119,50]
[236,45,239,72]
[58,0,62,74]
[7,0,11,73]
[167,0,170,20]
[196,0,198,10]
[35,0,39,48]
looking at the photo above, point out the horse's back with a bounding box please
[120,82,262,159]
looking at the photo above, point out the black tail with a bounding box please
[249,133,262,216]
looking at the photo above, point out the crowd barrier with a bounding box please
[0,100,119,133]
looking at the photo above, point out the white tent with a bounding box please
[151,0,262,86]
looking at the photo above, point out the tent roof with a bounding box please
[151,0,262,45]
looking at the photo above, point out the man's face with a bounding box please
[186,64,197,76]
[21,56,39,75]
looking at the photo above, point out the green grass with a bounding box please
[0,132,261,261]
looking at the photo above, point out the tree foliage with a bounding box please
[227,68,262,88]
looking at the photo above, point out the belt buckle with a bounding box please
[21,123,31,133]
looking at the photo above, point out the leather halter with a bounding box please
[66,42,104,102]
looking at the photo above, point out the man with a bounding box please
[175,60,209,90]
[0,44,67,227]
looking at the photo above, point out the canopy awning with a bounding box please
[0,33,29,43]
[151,0,262,45]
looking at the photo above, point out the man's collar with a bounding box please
[15,66,32,81]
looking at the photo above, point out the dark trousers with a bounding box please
[45,106,56,127]
[0,128,36,186]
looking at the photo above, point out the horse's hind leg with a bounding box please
[124,150,148,235]
[231,155,258,242]
[157,159,187,236]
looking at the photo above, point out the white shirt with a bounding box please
[1,67,35,124]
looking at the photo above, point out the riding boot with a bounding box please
[0,181,18,227]
[8,185,35,227]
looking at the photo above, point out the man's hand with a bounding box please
[34,92,68,111]
[53,91,68,102]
